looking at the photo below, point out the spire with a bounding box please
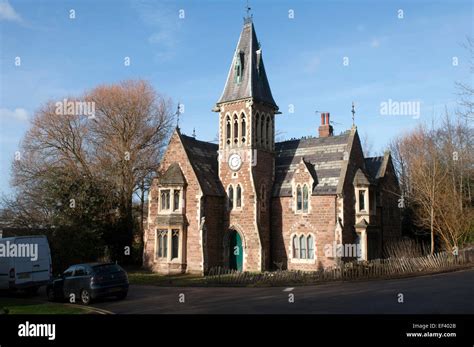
[215,19,278,110]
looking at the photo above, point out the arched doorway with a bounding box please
[228,229,243,271]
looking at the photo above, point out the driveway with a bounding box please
[90,268,474,314]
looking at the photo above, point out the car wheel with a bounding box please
[80,289,92,305]
[116,291,128,300]
[47,287,56,302]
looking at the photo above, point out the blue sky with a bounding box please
[0,0,472,195]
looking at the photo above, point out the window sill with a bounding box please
[290,258,316,264]
[154,257,183,264]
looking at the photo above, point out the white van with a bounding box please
[0,235,52,293]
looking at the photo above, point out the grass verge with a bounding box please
[0,296,90,314]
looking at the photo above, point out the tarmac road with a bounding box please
[89,268,474,314]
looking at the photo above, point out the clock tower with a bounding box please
[213,17,279,271]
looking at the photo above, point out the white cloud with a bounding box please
[370,36,387,48]
[0,0,22,23]
[0,108,29,122]
[370,38,380,48]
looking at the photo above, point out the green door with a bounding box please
[229,230,243,271]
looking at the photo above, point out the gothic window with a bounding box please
[226,115,231,145]
[173,190,180,211]
[234,56,242,84]
[236,184,242,208]
[261,184,266,210]
[260,114,265,147]
[255,113,260,145]
[171,229,179,259]
[265,116,270,148]
[359,189,366,211]
[268,117,273,149]
[160,190,170,211]
[299,235,307,259]
[307,235,314,259]
[296,185,302,211]
[303,185,309,212]
[241,114,246,143]
[291,234,315,260]
[228,185,234,209]
[292,235,300,259]
[233,115,239,144]
[157,229,168,258]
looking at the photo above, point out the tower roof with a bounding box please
[216,20,278,109]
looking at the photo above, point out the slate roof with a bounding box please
[273,131,352,196]
[364,153,390,182]
[179,132,225,197]
[353,168,371,186]
[160,162,186,185]
[216,20,277,109]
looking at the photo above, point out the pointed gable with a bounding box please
[216,19,277,109]
[159,162,186,185]
[273,131,352,196]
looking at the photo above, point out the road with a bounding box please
[90,268,474,314]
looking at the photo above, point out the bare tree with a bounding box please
[6,80,174,264]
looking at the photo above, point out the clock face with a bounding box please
[228,153,242,171]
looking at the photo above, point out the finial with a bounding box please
[244,0,252,23]
[192,128,196,138]
[351,102,355,126]
[175,102,182,129]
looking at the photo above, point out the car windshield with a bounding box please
[92,264,122,274]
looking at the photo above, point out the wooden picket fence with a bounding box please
[204,247,474,286]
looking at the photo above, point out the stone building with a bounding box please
[143,18,401,274]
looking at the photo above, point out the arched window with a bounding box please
[233,115,239,144]
[265,116,270,148]
[307,235,314,259]
[234,57,242,84]
[268,117,273,149]
[260,114,265,147]
[157,230,168,258]
[236,185,242,208]
[296,185,302,211]
[255,113,260,145]
[303,185,309,212]
[228,185,234,209]
[292,235,300,259]
[171,229,179,259]
[299,235,307,259]
[226,115,231,145]
[173,190,180,211]
[241,114,246,143]
[261,184,266,210]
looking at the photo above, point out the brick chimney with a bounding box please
[318,112,334,137]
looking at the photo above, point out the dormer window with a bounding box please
[359,189,366,212]
[296,185,302,211]
[173,190,180,211]
[234,54,242,84]
[159,188,182,213]
[296,184,309,213]
[160,190,170,210]
[303,185,309,212]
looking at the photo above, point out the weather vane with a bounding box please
[175,102,182,129]
[244,0,252,22]
[351,102,355,126]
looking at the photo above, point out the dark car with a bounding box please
[46,263,129,305]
